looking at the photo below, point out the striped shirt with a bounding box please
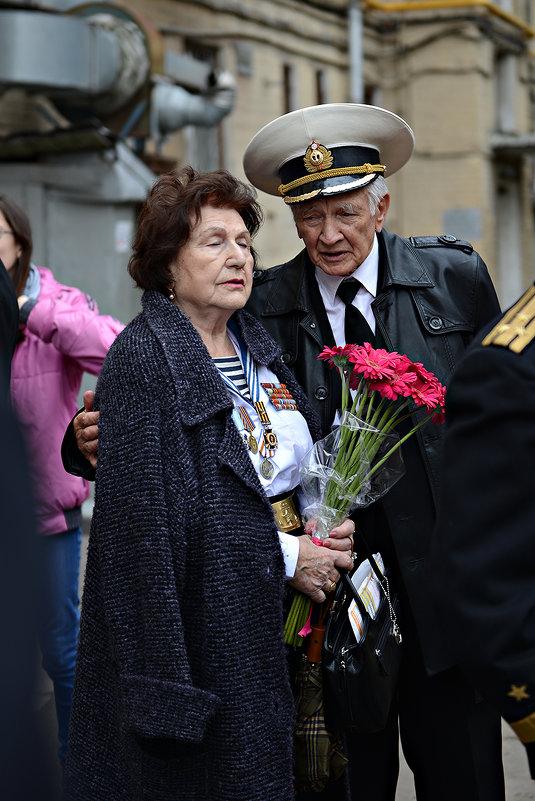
[213,355,251,400]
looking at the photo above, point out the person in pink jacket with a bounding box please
[1,194,124,766]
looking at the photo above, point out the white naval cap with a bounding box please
[243,103,415,204]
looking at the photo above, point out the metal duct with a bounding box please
[0,9,149,115]
[150,71,236,139]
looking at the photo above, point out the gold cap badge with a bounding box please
[303,141,333,173]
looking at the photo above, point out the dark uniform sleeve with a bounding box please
[61,412,96,481]
[0,259,18,394]
[431,285,535,777]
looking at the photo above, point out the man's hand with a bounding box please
[289,532,353,603]
[74,390,99,469]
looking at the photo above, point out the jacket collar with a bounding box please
[141,290,281,426]
[379,229,434,288]
[260,249,313,315]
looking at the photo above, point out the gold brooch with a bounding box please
[303,141,333,173]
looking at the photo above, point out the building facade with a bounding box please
[0,0,534,317]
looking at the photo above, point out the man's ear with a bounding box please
[375,194,390,233]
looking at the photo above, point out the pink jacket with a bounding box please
[10,266,125,536]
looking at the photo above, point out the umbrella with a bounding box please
[293,627,348,793]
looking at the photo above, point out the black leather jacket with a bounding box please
[246,229,500,672]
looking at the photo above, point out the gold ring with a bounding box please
[327,581,336,594]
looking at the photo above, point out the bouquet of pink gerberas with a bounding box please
[284,342,446,647]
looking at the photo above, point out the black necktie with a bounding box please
[336,279,375,346]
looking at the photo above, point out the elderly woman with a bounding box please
[64,168,353,801]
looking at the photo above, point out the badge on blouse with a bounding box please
[261,383,298,411]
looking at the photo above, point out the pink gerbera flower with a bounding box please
[318,344,357,369]
[348,342,398,381]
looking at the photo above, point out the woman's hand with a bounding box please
[322,517,355,553]
[74,390,99,468]
[303,517,355,553]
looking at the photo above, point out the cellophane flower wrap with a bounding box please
[284,342,446,647]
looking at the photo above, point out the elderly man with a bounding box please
[431,285,535,782]
[242,103,505,801]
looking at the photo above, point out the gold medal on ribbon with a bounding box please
[264,430,278,450]
[248,434,258,454]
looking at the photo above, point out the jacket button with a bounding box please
[309,322,316,329]
[281,352,292,364]
[429,316,443,330]
[439,234,457,243]
[314,386,328,400]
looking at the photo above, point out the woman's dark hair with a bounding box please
[0,195,33,296]
[128,167,263,293]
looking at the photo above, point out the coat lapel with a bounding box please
[141,290,234,426]
[140,291,276,498]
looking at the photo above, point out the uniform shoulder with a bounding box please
[408,234,474,255]
[482,285,535,353]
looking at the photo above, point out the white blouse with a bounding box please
[215,333,314,577]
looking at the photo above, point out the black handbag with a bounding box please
[322,533,403,734]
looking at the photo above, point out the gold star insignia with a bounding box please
[508,684,531,702]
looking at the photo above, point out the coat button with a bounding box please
[429,316,443,330]
[309,322,316,329]
[314,386,328,400]
[439,234,457,243]
[281,352,292,364]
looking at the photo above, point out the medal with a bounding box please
[264,430,278,450]
[217,323,280,482]
[234,405,259,454]
[261,459,274,479]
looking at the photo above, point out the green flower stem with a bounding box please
[339,367,349,414]
[284,590,312,647]
[322,402,434,520]
[355,414,431,489]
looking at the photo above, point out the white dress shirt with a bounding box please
[315,233,379,345]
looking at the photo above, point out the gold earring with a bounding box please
[167,283,175,301]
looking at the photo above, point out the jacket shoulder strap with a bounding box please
[482,285,535,353]
[409,235,474,255]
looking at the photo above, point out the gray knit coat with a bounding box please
[63,290,322,801]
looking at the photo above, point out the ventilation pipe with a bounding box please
[0,6,236,135]
[0,10,148,115]
[150,70,236,140]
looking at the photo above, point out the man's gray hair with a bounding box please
[365,176,388,214]
[290,176,388,219]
